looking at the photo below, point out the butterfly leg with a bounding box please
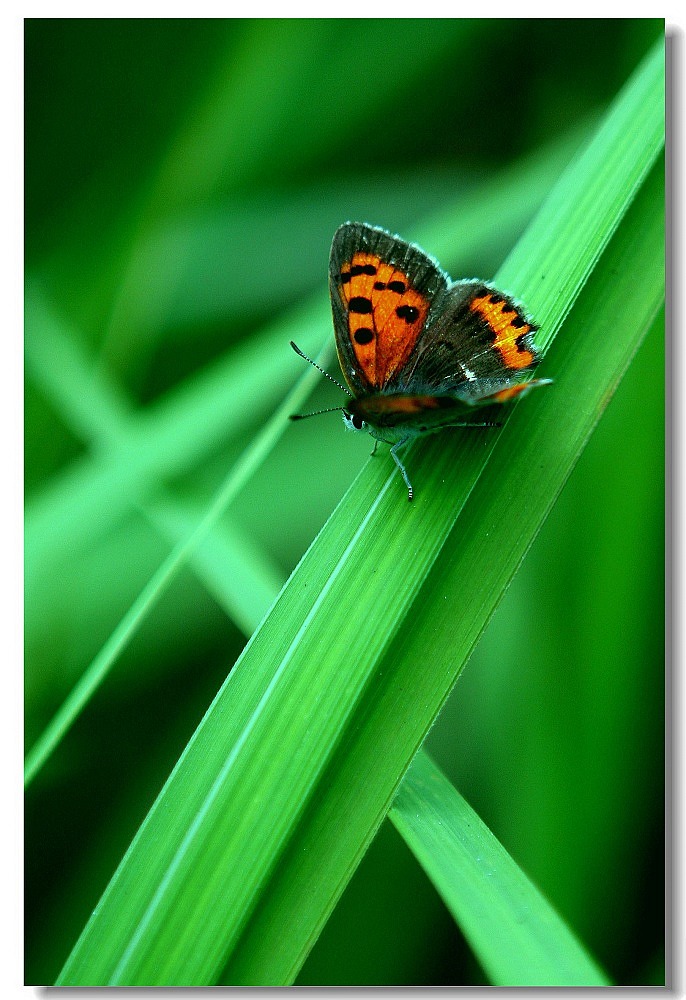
[389,423,499,501]
[390,438,414,502]
[371,435,395,457]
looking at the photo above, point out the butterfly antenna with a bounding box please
[290,405,346,421]
[290,341,351,396]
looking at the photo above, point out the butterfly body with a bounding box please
[292,222,551,500]
[345,392,495,437]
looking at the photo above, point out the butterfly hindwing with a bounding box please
[392,280,541,400]
[329,222,450,396]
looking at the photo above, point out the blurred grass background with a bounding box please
[25,18,664,986]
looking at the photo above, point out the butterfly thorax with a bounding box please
[345,392,476,434]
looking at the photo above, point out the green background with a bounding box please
[25,18,664,985]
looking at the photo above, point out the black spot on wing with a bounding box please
[354,328,374,344]
[349,296,373,314]
[396,304,419,323]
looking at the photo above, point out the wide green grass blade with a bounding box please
[129,431,613,987]
[390,752,609,986]
[56,39,663,986]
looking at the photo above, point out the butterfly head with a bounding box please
[342,409,367,434]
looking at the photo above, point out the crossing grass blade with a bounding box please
[390,752,610,986]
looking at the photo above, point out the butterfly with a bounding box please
[291,222,551,501]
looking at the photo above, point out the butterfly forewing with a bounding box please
[330,222,450,395]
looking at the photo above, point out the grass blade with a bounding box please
[390,752,610,986]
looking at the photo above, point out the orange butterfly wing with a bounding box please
[329,223,449,395]
[329,223,542,403]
